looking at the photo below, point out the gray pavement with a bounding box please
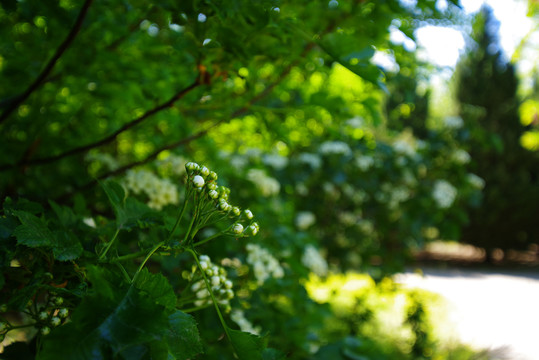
[395,267,539,360]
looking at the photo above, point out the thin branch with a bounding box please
[0,79,200,172]
[0,0,94,125]
[66,45,314,196]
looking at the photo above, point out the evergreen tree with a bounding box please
[456,5,539,258]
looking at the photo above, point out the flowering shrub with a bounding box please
[0,163,277,359]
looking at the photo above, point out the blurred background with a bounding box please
[1,0,538,358]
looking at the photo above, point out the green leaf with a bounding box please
[162,310,204,359]
[101,180,128,226]
[38,266,169,360]
[12,210,54,248]
[133,268,176,311]
[49,200,79,228]
[123,197,163,230]
[228,328,267,360]
[101,181,162,230]
[52,230,83,261]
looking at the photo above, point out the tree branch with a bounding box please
[0,0,94,125]
[62,45,315,198]
[0,78,200,172]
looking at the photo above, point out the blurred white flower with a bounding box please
[393,139,416,157]
[451,149,471,164]
[124,169,179,210]
[298,153,322,169]
[295,211,316,230]
[467,173,485,189]
[443,116,464,129]
[432,180,457,208]
[301,245,328,277]
[355,154,374,171]
[247,169,280,197]
[230,310,261,335]
[246,244,284,285]
[319,141,351,156]
[263,154,288,170]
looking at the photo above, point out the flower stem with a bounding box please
[98,228,120,261]
[186,248,231,340]
[131,241,164,283]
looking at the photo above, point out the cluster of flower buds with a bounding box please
[189,255,234,312]
[35,297,70,336]
[184,162,259,237]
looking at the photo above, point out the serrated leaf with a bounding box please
[163,310,204,359]
[133,268,176,311]
[38,266,169,360]
[49,200,79,228]
[101,181,162,230]
[228,328,267,360]
[101,180,127,226]
[12,210,54,248]
[52,230,83,261]
[123,197,163,230]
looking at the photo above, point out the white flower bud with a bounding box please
[232,207,241,216]
[244,209,254,219]
[209,189,219,199]
[211,276,220,287]
[58,308,69,318]
[40,326,51,336]
[196,289,209,299]
[208,171,218,180]
[248,223,259,236]
[206,268,214,276]
[224,280,233,289]
[193,175,205,188]
[50,317,61,327]
[208,182,217,190]
[200,166,210,177]
[38,311,48,321]
[233,223,244,234]
[200,261,208,271]
[191,281,203,292]
[185,162,200,172]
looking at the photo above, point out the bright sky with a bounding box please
[414,0,534,68]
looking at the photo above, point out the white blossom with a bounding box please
[319,141,351,156]
[432,180,457,208]
[298,153,322,169]
[247,169,280,197]
[263,154,288,170]
[231,310,261,335]
[295,211,316,230]
[301,245,328,276]
[355,154,374,171]
[467,173,485,189]
[124,169,179,210]
[452,149,471,164]
[246,244,284,285]
[442,116,464,129]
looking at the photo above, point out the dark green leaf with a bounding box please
[12,210,54,248]
[49,200,79,228]
[228,328,267,360]
[38,266,169,360]
[133,268,176,311]
[163,310,204,359]
[52,230,83,261]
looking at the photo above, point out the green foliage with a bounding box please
[0,0,492,359]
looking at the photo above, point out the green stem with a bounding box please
[166,188,191,244]
[186,248,231,340]
[131,241,165,283]
[181,212,197,247]
[193,231,226,248]
[98,228,120,261]
[115,262,132,283]
[181,304,211,313]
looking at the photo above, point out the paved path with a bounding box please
[395,267,539,360]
